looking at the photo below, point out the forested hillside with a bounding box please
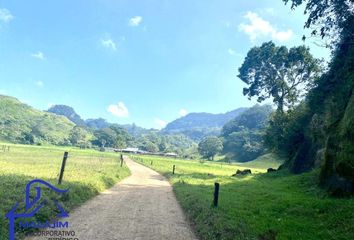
[48,104,153,137]
[0,95,197,155]
[280,0,354,195]
[222,104,273,162]
[162,108,247,140]
[237,0,354,195]
[0,95,76,145]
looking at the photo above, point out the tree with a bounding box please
[69,126,90,147]
[141,140,159,153]
[198,137,223,160]
[109,125,131,149]
[238,41,321,112]
[223,129,265,162]
[283,0,354,43]
[92,128,117,148]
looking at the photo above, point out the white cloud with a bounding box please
[108,102,129,117]
[272,30,294,42]
[239,12,293,42]
[0,8,14,23]
[35,80,44,87]
[155,118,167,129]
[179,109,188,117]
[31,51,45,60]
[129,16,142,27]
[101,38,117,51]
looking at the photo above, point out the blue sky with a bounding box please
[0,0,330,129]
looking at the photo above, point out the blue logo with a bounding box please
[5,179,69,240]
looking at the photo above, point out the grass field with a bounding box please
[131,154,354,240]
[0,143,130,240]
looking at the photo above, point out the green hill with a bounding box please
[0,95,75,145]
[162,108,247,141]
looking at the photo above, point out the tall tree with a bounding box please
[69,126,90,147]
[109,125,132,148]
[92,128,117,148]
[238,41,321,112]
[198,137,223,160]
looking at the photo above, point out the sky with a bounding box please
[0,0,331,129]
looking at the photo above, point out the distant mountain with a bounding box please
[162,108,247,141]
[85,118,110,129]
[84,119,153,136]
[47,104,152,136]
[48,105,86,126]
[45,103,246,141]
[0,95,75,144]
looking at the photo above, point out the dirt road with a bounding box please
[27,157,197,240]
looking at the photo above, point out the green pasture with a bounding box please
[131,154,354,240]
[0,143,130,240]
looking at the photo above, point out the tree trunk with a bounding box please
[277,98,284,113]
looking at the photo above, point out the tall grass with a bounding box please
[0,143,130,240]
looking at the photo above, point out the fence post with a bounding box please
[58,152,69,185]
[213,182,220,207]
[120,154,124,167]
[151,161,153,165]
[172,165,176,174]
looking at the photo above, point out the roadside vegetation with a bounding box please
[0,143,130,240]
[131,154,354,240]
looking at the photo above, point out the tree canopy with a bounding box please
[198,137,223,160]
[238,41,321,112]
[283,0,354,44]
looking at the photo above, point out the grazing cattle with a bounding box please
[267,168,277,173]
[232,169,252,176]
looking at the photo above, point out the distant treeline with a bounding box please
[0,95,197,156]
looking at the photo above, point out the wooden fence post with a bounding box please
[213,182,220,207]
[58,152,69,185]
[172,165,176,174]
[120,154,124,167]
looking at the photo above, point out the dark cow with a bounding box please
[232,169,252,176]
